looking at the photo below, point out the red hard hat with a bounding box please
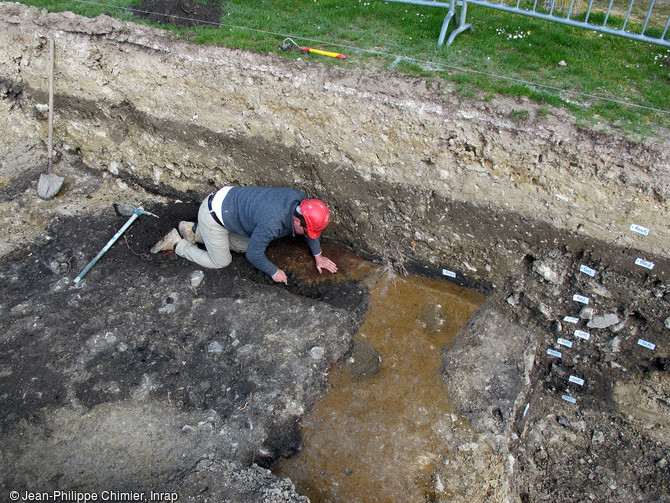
[300,199,331,239]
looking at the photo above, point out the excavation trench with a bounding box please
[272,256,485,503]
[1,4,670,502]
[0,192,487,502]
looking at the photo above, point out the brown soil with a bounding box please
[130,0,223,27]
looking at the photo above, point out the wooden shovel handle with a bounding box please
[47,38,54,173]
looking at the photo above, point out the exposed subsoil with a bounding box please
[1,147,668,503]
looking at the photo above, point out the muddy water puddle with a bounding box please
[271,241,485,502]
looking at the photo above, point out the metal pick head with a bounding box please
[136,207,159,218]
[115,203,158,218]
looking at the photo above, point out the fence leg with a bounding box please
[438,0,458,46]
[438,0,473,46]
[447,0,473,46]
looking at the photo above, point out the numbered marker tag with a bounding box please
[563,316,579,324]
[635,258,655,270]
[557,338,573,348]
[547,348,562,359]
[562,395,577,404]
[637,339,656,350]
[575,330,591,341]
[442,269,457,278]
[580,265,596,277]
[630,224,650,236]
[569,375,585,386]
[573,294,590,305]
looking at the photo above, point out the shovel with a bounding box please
[37,38,64,200]
[73,204,158,284]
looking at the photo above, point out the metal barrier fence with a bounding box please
[380,0,670,47]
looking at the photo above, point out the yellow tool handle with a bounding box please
[300,46,346,59]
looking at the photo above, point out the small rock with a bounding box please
[197,421,214,431]
[106,381,121,394]
[579,307,594,320]
[587,313,620,329]
[458,442,479,452]
[665,317,670,329]
[592,430,605,444]
[10,302,32,315]
[104,332,118,345]
[507,293,520,306]
[592,284,612,298]
[559,60,567,66]
[87,331,117,350]
[35,103,49,118]
[533,261,561,284]
[190,270,204,287]
[608,336,621,353]
[208,341,223,353]
[51,277,70,293]
[309,346,325,360]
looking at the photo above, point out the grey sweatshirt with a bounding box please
[218,186,322,276]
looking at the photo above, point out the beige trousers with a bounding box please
[174,197,250,269]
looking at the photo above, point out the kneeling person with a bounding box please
[151,186,338,283]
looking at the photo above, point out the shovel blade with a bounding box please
[115,203,137,216]
[37,173,64,200]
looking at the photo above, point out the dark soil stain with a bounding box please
[0,198,365,487]
[131,0,224,27]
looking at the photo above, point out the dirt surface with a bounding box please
[1,3,669,502]
[0,150,366,500]
[1,123,668,503]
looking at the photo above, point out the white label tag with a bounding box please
[569,375,585,386]
[547,349,562,358]
[523,403,530,417]
[442,269,457,278]
[575,330,591,341]
[562,395,577,404]
[579,265,596,277]
[573,294,590,305]
[630,224,650,236]
[635,258,655,270]
[557,338,573,348]
[563,316,580,324]
[637,339,656,350]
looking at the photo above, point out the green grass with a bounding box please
[15,0,670,136]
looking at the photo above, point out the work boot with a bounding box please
[150,228,182,253]
[178,221,197,245]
